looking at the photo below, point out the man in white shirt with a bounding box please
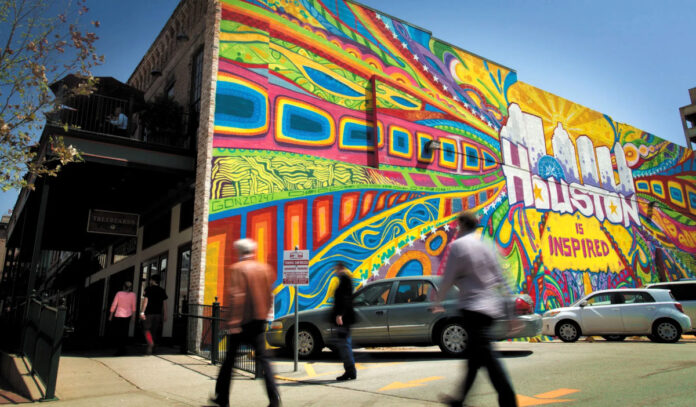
[433,211,517,407]
[107,106,128,135]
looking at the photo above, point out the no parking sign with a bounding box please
[282,250,309,286]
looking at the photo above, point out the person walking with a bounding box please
[109,281,136,356]
[332,262,356,381]
[433,211,518,407]
[210,238,281,407]
[140,274,167,355]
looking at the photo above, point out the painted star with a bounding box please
[433,76,439,82]
[401,42,408,48]
[420,233,426,241]
[395,246,402,255]
[444,224,450,231]
[442,84,447,91]
[392,32,398,38]
[609,201,618,214]
[373,269,380,277]
[384,258,391,265]
[408,239,414,247]
[361,278,368,286]
[430,226,437,234]
[533,184,544,201]
[413,55,419,61]
[422,65,429,72]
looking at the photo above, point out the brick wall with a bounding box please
[189,0,221,307]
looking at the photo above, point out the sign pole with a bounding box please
[293,284,299,372]
[283,245,308,373]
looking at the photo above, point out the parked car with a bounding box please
[646,280,696,333]
[266,276,542,358]
[542,288,692,343]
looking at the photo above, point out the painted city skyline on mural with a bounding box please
[205,0,696,320]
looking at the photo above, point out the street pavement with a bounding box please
[21,335,696,406]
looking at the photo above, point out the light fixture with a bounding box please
[425,139,441,154]
[176,32,189,42]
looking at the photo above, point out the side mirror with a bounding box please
[579,300,588,308]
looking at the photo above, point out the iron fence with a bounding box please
[20,297,67,400]
[179,300,260,378]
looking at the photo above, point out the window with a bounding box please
[666,284,696,301]
[179,197,194,232]
[648,282,696,301]
[621,292,654,304]
[174,245,191,314]
[353,283,392,307]
[188,47,204,135]
[586,294,612,306]
[394,281,435,304]
[166,81,175,99]
[142,209,172,250]
[136,252,168,320]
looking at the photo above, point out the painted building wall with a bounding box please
[205,0,696,317]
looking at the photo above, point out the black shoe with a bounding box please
[438,394,464,407]
[208,396,228,407]
[336,372,356,381]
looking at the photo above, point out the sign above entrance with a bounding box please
[87,209,139,237]
[283,250,309,286]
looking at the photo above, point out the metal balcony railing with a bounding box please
[47,93,196,150]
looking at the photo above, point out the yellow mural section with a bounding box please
[541,213,623,273]
[508,81,616,153]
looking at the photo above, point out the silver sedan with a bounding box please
[266,276,542,357]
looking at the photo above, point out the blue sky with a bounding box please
[1,0,694,215]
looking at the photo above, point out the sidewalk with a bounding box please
[46,348,438,406]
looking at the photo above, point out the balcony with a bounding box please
[47,92,197,150]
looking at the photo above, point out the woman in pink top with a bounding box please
[109,281,136,355]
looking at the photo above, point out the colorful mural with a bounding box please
[206,0,696,319]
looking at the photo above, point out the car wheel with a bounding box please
[288,326,322,358]
[652,319,681,343]
[555,320,580,342]
[647,334,659,342]
[438,321,468,356]
[602,335,626,341]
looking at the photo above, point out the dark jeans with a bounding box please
[459,310,517,407]
[214,320,280,407]
[334,326,355,375]
[142,314,163,343]
[111,316,130,354]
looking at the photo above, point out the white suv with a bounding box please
[646,281,696,333]
[542,288,692,343]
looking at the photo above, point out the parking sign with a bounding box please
[282,250,309,286]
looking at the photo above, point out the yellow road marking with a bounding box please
[516,388,580,406]
[379,376,444,392]
[535,388,579,399]
[304,363,317,377]
[275,362,403,381]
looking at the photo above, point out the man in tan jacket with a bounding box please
[211,238,280,407]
